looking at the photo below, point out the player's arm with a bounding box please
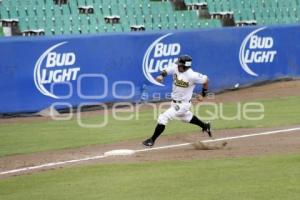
[194,73,209,102]
[156,64,176,83]
[156,70,168,83]
[202,80,208,97]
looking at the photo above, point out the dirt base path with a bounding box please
[0,80,300,179]
[1,125,299,179]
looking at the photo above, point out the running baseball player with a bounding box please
[143,55,212,147]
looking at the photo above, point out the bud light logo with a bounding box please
[34,42,80,99]
[239,27,277,76]
[143,33,181,86]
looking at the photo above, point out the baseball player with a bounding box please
[143,55,212,147]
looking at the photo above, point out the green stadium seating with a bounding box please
[201,0,300,25]
[0,0,299,36]
[0,0,222,36]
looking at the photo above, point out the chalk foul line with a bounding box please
[0,127,300,176]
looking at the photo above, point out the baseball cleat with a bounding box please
[202,122,212,137]
[142,138,155,147]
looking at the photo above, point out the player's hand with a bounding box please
[196,95,204,102]
[156,75,164,83]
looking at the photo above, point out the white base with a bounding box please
[104,149,135,156]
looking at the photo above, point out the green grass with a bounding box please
[0,154,299,200]
[0,96,299,157]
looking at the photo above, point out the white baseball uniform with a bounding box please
[158,63,208,125]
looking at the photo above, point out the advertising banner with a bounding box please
[0,25,299,113]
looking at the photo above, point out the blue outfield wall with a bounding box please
[0,25,300,113]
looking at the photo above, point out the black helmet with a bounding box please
[176,55,192,68]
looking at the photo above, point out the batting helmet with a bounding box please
[176,55,192,68]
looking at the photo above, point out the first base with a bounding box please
[104,149,135,156]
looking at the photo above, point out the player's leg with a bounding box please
[143,106,176,147]
[179,109,212,137]
[189,115,212,137]
[142,124,165,147]
[189,115,205,129]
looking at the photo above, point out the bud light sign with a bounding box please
[1,25,299,114]
[142,33,181,86]
[34,42,80,99]
[239,27,277,76]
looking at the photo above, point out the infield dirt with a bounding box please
[0,80,300,178]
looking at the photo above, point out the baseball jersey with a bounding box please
[164,63,208,102]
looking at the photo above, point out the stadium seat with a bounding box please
[0,0,299,36]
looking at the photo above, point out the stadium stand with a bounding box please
[0,0,299,36]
